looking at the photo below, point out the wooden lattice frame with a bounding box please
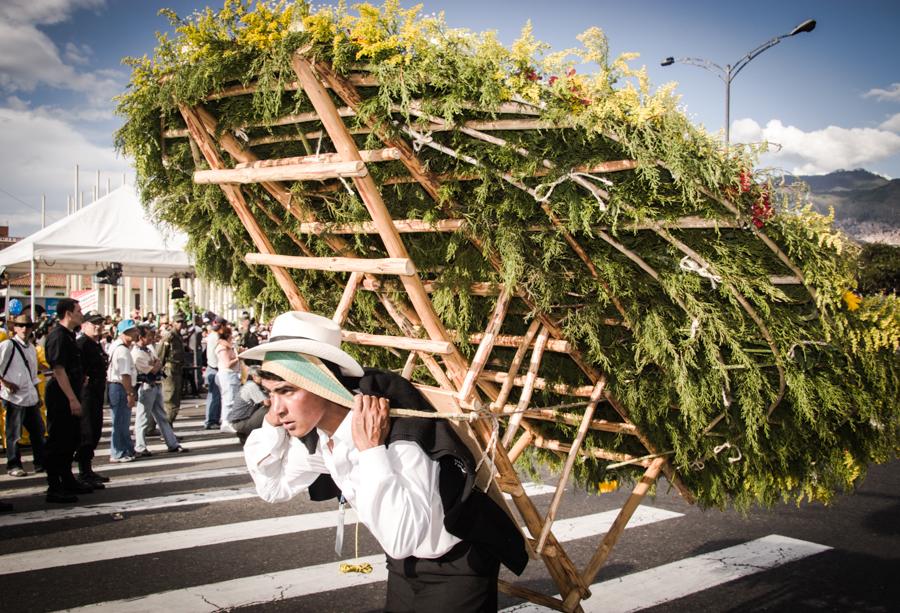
[170,51,819,612]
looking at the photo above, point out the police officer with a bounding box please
[76,310,109,488]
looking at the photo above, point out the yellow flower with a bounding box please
[843,290,862,311]
[598,479,618,493]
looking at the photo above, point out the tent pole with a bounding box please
[30,258,35,320]
[40,194,45,302]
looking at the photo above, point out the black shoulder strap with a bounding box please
[3,339,34,385]
[1,340,15,377]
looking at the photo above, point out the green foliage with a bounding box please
[857,242,900,295]
[116,1,898,510]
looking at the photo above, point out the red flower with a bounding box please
[525,69,539,81]
[566,67,576,77]
[739,170,752,193]
[548,75,558,85]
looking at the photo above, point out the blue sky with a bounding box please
[2,0,899,237]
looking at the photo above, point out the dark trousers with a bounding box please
[163,362,183,423]
[77,382,105,467]
[384,542,500,613]
[232,406,266,446]
[3,400,45,469]
[44,382,81,488]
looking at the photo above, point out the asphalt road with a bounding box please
[0,401,896,612]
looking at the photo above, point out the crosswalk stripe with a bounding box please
[0,487,258,528]
[18,435,239,464]
[0,508,359,575]
[55,507,684,612]
[0,466,251,497]
[0,480,555,528]
[500,534,832,612]
[1,450,245,485]
[3,504,681,577]
[101,419,207,434]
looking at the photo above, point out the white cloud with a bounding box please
[731,118,900,175]
[64,41,92,66]
[0,107,131,235]
[0,0,122,113]
[864,83,900,102]
[0,0,105,27]
[880,112,900,133]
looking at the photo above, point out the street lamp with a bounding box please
[661,19,816,145]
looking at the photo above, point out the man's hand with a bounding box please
[126,392,136,409]
[2,380,18,394]
[69,397,83,417]
[351,394,390,451]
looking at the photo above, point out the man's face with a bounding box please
[71,303,83,326]
[81,321,101,340]
[261,378,330,438]
[13,323,31,341]
[122,330,139,346]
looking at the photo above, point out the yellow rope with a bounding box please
[338,515,373,574]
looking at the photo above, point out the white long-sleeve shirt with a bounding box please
[0,337,39,406]
[244,415,461,560]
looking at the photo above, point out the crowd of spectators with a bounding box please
[0,302,271,512]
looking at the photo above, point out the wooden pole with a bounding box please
[233,148,401,169]
[502,326,550,447]
[178,105,308,311]
[565,458,666,611]
[193,160,368,184]
[245,253,415,276]
[312,60,593,604]
[340,330,452,355]
[292,54,469,388]
[491,319,542,411]
[332,271,363,325]
[535,378,607,553]
[400,352,419,380]
[458,290,511,403]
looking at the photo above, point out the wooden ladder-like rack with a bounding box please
[177,51,701,613]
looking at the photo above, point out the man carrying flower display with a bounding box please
[242,311,527,612]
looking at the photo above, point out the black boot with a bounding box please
[79,457,110,485]
[46,472,78,504]
[61,473,94,495]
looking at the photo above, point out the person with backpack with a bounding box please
[0,314,45,477]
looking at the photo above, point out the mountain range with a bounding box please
[781,169,900,244]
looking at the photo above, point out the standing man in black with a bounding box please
[76,310,109,488]
[44,298,91,503]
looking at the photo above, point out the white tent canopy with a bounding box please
[0,185,192,277]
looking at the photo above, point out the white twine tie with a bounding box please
[234,128,249,142]
[713,441,742,464]
[533,171,611,211]
[679,256,722,289]
[411,130,433,152]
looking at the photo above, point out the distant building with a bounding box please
[0,226,21,251]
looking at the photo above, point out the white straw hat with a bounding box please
[238,311,363,377]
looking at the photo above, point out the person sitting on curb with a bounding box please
[132,325,189,456]
[241,312,527,612]
[228,365,269,446]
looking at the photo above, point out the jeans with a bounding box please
[135,385,180,452]
[108,382,135,460]
[217,369,241,423]
[3,400,45,469]
[204,367,221,427]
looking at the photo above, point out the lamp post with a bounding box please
[661,19,816,145]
